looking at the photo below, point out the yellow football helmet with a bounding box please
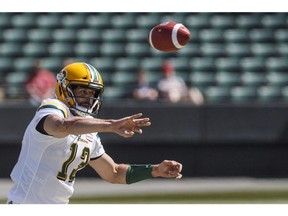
[55,62,104,117]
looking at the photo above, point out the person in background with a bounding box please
[157,61,204,105]
[25,59,56,106]
[0,79,6,103]
[132,68,159,101]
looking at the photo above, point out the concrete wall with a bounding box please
[1,102,288,178]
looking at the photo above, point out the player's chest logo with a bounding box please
[77,133,94,145]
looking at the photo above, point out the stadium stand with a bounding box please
[0,12,288,104]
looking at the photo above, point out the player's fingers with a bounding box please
[134,118,151,126]
[163,160,182,167]
[127,113,143,120]
[168,171,182,179]
[175,173,183,180]
[175,163,183,172]
[134,127,143,134]
[124,130,135,137]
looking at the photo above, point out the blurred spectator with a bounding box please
[157,61,204,105]
[25,60,56,106]
[132,68,159,101]
[0,79,6,103]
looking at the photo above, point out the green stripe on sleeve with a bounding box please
[37,104,67,118]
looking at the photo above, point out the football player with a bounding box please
[7,62,182,204]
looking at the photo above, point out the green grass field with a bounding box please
[2,189,288,204]
[68,190,288,204]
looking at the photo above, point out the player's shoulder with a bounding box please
[37,98,70,118]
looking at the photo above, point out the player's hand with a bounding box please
[113,113,151,138]
[152,160,183,179]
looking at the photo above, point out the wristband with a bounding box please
[126,164,153,184]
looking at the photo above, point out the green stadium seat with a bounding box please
[115,58,140,72]
[274,29,288,43]
[23,43,49,57]
[199,29,224,43]
[5,71,28,98]
[190,71,216,88]
[277,43,288,56]
[185,13,211,29]
[200,43,226,57]
[188,29,201,43]
[61,13,87,28]
[90,57,115,74]
[249,29,275,43]
[65,57,89,64]
[104,86,131,101]
[240,57,266,72]
[230,86,258,103]
[111,71,138,88]
[0,13,12,28]
[140,57,164,72]
[13,58,36,73]
[11,13,37,28]
[210,14,236,29]
[241,71,267,87]
[74,42,99,58]
[99,43,125,57]
[27,28,53,43]
[135,13,161,29]
[190,57,215,72]
[52,29,78,43]
[224,29,249,43]
[0,30,3,43]
[168,57,191,72]
[265,57,288,72]
[97,70,112,86]
[48,42,74,57]
[176,43,201,58]
[40,57,64,72]
[110,13,136,29]
[215,71,241,87]
[77,28,102,43]
[125,43,151,57]
[126,29,150,42]
[0,58,14,73]
[215,57,241,72]
[86,13,112,29]
[160,13,187,24]
[257,85,283,103]
[204,86,231,103]
[225,43,251,57]
[261,14,287,29]
[2,29,28,42]
[0,43,23,57]
[266,71,288,86]
[36,14,62,28]
[251,43,277,57]
[235,14,262,28]
[101,29,126,42]
[150,47,176,58]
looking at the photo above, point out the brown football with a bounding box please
[149,21,191,52]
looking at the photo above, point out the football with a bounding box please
[148,22,191,52]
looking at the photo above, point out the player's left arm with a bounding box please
[89,153,183,184]
[89,153,128,184]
